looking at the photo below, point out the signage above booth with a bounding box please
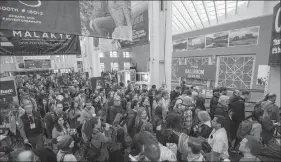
[0,29,81,56]
[269,3,280,66]
[176,65,216,80]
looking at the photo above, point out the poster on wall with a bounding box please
[205,31,229,48]
[0,29,81,56]
[0,1,81,35]
[79,0,132,40]
[256,65,270,86]
[175,65,216,80]
[188,35,205,50]
[173,39,188,52]
[229,26,259,47]
[268,3,280,65]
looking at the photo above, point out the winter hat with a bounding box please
[55,135,73,150]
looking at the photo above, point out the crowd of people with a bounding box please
[0,73,280,162]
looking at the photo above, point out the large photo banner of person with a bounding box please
[79,0,132,40]
[0,29,81,56]
[93,2,149,52]
[0,0,133,41]
[268,3,280,65]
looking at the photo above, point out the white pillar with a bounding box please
[149,1,172,91]
[86,37,101,78]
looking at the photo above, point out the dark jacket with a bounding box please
[210,94,220,115]
[229,95,245,123]
[109,106,124,125]
[126,109,137,139]
[20,112,43,138]
[198,124,212,138]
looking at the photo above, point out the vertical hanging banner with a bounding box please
[79,0,132,40]
[268,3,280,66]
[0,0,133,41]
[0,29,81,56]
[0,0,81,35]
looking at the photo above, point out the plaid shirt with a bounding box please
[183,109,193,131]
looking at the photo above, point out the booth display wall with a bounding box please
[173,15,274,102]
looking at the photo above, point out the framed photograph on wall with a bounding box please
[205,31,229,48]
[228,26,260,47]
[188,35,205,50]
[173,39,188,52]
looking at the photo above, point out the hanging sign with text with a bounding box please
[0,79,17,99]
[176,65,216,80]
[269,3,280,65]
[0,29,81,56]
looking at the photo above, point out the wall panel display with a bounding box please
[173,39,187,52]
[216,55,255,89]
[228,26,259,47]
[188,36,205,50]
[205,31,229,48]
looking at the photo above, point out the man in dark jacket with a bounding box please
[229,90,250,149]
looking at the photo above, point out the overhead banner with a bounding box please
[79,0,132,40]
[0,29,81,56]
[0,0,132,41]
[269,3,280,66]
[94,2,148,52]
[24,59,51,69]
[176,65,216,80]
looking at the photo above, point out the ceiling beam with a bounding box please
[225,0,227,19]
[172,13,189,31]
[213,1,219,23]
[191,1,204,27]
[202,1,211,25]
[172,20,183,32]
[173,2,193,30]
[247,0,250,8]
[181,1,198,29]
[235,0,238,14]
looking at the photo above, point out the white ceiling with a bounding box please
[172,0,252,35]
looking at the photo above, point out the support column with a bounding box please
[85,37,101,78]
[149,1,172,91]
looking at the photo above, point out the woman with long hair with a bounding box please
[52,116,69,139]
[134,107,149,134]
[67,101,82,137]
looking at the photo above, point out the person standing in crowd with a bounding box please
[109,95,124,125]
[210,88,220,117]
[207,115,229,161]
[239,135,262,162]
[229,90,250,150]
[218,87,230,107]
[38,98,49,118]
[67,101,82,136]
[170,86,181,103]
[44,102,66,140]
[261,93,280,123]
[55,135,77,162]
[79,99,95,125]
[195,111,212,138]
[18,99,44,149]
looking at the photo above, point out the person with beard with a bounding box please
[229,90,250,150]
[44,102,66,140]
[18,99,44,149]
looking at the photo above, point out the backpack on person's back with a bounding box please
[237,119,254,139]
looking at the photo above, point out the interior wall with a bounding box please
[267,66,281,107]
[129,44,150,72]
[173,15,273,91]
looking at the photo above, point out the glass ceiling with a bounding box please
[172,0,250,35]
